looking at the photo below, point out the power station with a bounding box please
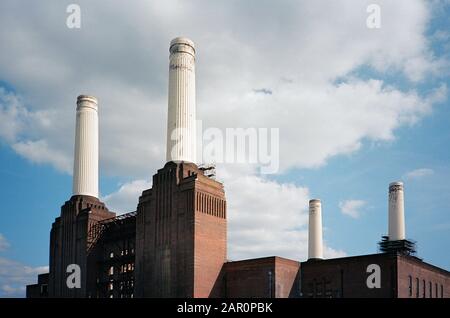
[26,37,449,298]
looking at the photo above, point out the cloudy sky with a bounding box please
[1,0,449,297]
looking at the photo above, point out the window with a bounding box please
[109,252,114,258]
[429,282,432,298]
[312,279,317,298]
[40,284,48,295]
[435,283,438,298]
[416,278,419,298]
[109,266,114,276]
[316,281,323,297]
[422,280,426,298]
[408,276,412,297]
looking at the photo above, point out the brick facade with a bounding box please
[222,257,301,298]
[48,195,115,297]
[27,163,450,299]
[300,254,450,298]
[135,161,226,297]
[397,255,450,298]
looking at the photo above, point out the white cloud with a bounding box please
[0,234,10,252]
[102,179,152,214]
[0,0,446,271]
[0,257,48,297]
[0,0,446,177]
[0,88,24,143]
[12,140,71,173]
[404,168,434,180]
[218,166,345,260]
[339,199,367,219]
[0,87,72,173]
[0,234,47,297]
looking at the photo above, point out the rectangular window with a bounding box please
[435,283,438,298]
[429,281,432,298]
[416,278,419,298]
[316,281,323,297]
[408,276,412,297]
[422,280,426,298]
[312,280,317,298]
[40,284,48,295]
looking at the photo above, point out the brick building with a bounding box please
[26,37,450,298]
[301,254,449,298]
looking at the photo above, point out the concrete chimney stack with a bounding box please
[166,37,196,163]
[388,181,405,241]
[308,199,324,260]
[72,95,99,198]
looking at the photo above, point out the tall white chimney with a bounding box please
[166,37,196,163]
[388,181,405,241]
[308,199,324,260]
[72,95,99,198]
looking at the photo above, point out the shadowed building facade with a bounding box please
[135,161,226,297]
[48,196,114,297]
[300,254,449,298]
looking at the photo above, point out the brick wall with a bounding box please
[397,255,450,298]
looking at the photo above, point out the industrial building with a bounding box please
[26,37,450,298]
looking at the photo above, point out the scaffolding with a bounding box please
[87,211,137,298]
[378,236,418,257]
[199,163,216,179]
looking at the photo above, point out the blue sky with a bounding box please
[276,101,450,269]
[0,0,449,297]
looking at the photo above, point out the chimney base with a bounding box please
[378,236,417,257]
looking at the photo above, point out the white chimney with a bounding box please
[308,199,324,260]
[388,181,405,241]
[166,37,196,163]
[72,95,99,198]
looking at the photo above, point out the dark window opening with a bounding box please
[429,281,432,298]
[416,278,419,298]
[408,275,412,297]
